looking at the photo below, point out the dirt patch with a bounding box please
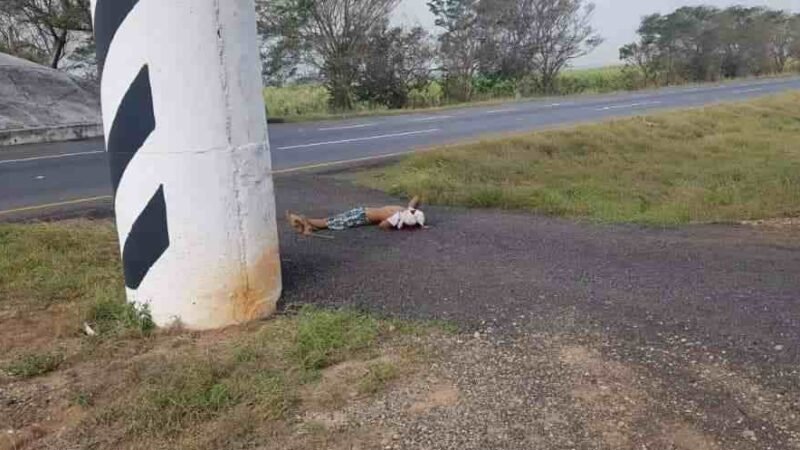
[304,356,399,410]
[659,422,721,450]
[559,344,648,449]
[407,384,460,415]
[0,303,79,359]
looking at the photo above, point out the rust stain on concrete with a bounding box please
[229,245,282,323]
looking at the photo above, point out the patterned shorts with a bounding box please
[326,207,370,231]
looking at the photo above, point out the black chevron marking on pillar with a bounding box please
[123,185,170,290]
[107,65,155,194]
[94,0,140,71]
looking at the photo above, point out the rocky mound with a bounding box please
[0,52,101,131]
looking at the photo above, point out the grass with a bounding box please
[359,93,800,225]
[0,220,439,449]
[3,352,63,378]
[293,306,380,371]
[91,305,398,442]
[357,360,399,395]
[557,66,634,94]
[0,220,120,309]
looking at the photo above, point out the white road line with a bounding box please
[0,150,105,165]
[410,115,454,122]
[318,123,376,131]
[277,128,441,150]
[486,108,517,114]
[597,101,662,111]
[734,87,765,94]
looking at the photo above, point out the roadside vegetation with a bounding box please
[360,93,800,225]
[3,0,799,121]
[260,2,800,121]
[264,66,641,120]
[0,220,440,450]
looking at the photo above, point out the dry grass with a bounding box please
[0,220,439,450]
[360,93,800,225]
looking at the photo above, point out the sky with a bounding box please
[393,0,800,67]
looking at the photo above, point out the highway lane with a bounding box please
[2,76,800,215]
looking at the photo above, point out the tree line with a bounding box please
[2,1,799,112]
[621,6,800,86]
[261,0,601,109]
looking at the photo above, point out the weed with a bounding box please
[358,361,399,395]
[3,352,63,378]
[85,291,155,336]
[293,306,379,371]
[72,391,93,408]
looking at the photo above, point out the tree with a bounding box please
[791,15,800,69]
[357,25,434,109]
[428,0,482,101]
[764,10,795,73]
[256,0,308,86]
[506,0,601,93]
[619,38,661,87]
[431,0,602,96]
[623,5,798,86]
[0,0,92,69]
[258,0,399,110]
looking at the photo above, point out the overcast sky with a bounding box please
[394,0,800,67]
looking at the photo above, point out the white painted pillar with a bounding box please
[91,0,281,329]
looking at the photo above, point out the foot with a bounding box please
[287,212,313,235]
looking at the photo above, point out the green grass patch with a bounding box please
[0,220,120,309]
[3,352,63,378]
[357,360,399,395]
[85,292,155,336]
[360,93,800,225]
[0,220,157,339]
[293,306,379,371]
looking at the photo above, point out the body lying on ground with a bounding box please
[287,196,425,235]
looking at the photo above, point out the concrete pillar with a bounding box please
[91,0,281,329]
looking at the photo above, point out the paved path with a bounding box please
[2,76,800,216]
[275,172,800,397]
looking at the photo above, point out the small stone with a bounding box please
[474,332,481,339]
[774,345,784,351]
[742,429,757,441]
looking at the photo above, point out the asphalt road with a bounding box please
[2,76,800,216]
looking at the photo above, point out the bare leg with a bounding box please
[307,218,328,229]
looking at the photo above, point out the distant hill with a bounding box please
[0,52,101,131]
